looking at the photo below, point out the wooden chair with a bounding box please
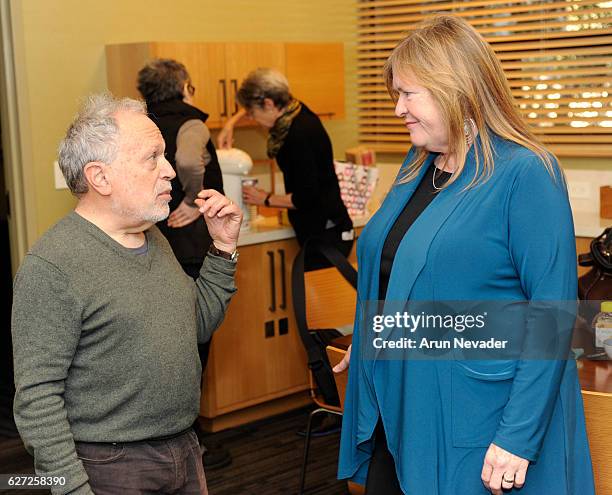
[292,242,357,494]
[298,339,351,494]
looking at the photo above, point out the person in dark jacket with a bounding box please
[217,68,354,270]
[137,58,231,469]
[138,58,224,276]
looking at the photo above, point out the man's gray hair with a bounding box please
[58,94,147,195]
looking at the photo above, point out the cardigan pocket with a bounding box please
[451,361,515,448]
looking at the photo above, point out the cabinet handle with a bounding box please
[267,250,276,312]
[219,79,228,117]
[278,248,287,310]
[230,79,239,115]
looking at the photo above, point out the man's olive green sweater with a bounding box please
[11,212,237,494]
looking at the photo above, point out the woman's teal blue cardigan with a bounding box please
[338,135,595,494]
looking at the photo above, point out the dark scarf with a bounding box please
[267,99,302,158]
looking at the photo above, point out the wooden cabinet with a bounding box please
[286,43,345,119]
[199,229,360,431]
[106,42,245,128]
[200,237,309,428]
[105,41,344,128]
[224,42,285,121]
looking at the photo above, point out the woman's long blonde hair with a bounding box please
[384,14,557,188]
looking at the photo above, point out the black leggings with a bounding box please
[365,420,404,495]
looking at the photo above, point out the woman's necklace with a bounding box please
[432,122,475,190]
[432,155,448,191]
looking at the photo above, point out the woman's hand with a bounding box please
[216,122,234,149]
[167,200,201,228]
[333,344,351,373]
[243,186,269,206]
[216,108,246,149]
[481,443,529,494]
[195,189,242,253]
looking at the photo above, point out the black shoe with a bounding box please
[297,413,342,437]
[202,443,232,470]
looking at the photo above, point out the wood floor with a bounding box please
[0,407,349,495]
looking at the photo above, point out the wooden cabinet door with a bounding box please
[200,238,309,417]
[224,43,286,117]
[106,42,227,127]
[151,42,227,127]
[201,243,272,415]
[263,239,309,396]
[285,43,345,119]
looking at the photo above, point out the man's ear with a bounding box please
[83,161,112,196]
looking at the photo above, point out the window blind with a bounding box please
[358,0,612,156]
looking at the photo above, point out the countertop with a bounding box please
[236,208,609,247]
[237,215,369,247]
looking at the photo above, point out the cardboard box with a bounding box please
[345,146,376,166]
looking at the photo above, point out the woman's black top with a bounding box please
[378,164,452,300]
[275,103,353,246]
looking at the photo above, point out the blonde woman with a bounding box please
[335,15,595,495]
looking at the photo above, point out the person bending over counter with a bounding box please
[217,68,353,270]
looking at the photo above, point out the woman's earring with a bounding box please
[464,118,475,146]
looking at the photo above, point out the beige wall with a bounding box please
[10,0,358,241]
[9,0,609,249]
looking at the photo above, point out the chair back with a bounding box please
[326,346,349,410]
[304,265,357,330]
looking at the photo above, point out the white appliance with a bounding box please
[217,148,255,230]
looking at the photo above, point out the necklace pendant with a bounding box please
[432,166,444,191]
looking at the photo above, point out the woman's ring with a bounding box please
[502,474,515,484]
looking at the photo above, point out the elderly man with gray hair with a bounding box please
[11,94,242,494]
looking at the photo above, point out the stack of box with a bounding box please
[334,146,379,217]
[345,146,376,166]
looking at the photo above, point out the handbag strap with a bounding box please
[291,238,357,369]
